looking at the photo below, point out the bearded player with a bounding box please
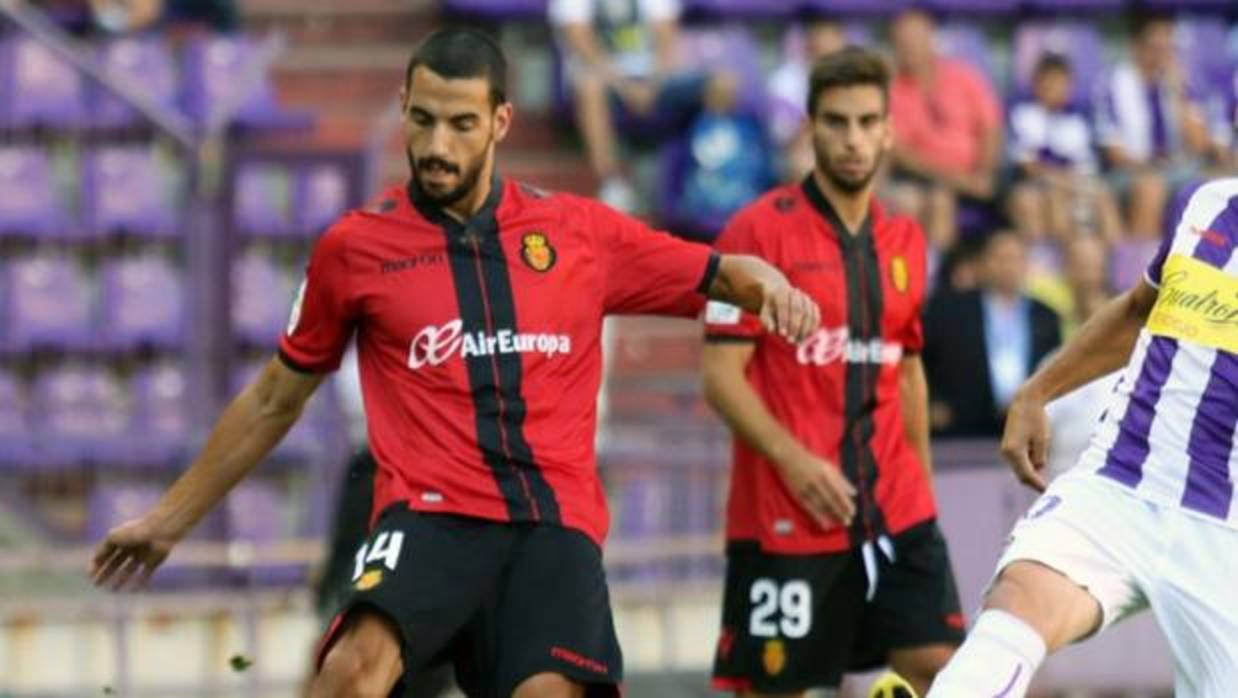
[91,28,820,698]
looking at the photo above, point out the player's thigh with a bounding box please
[990,472,1151,651]
[317,508,512,687]
[855,521,962,687]
[1147,510,1238,698]
[313,608,404,698]
[712,543,865,694]
[511,672,587,698]
[482,524,623,698]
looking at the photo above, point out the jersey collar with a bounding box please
[406,172,504,230]
[800,173,880,249]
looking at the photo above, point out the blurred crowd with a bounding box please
[551,1,1238,439]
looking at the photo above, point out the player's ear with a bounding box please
[492,101,513,143]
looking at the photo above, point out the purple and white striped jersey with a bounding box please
[1077,179,1238,525]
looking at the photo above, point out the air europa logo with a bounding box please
[407,319,571,369]
[796,327,903,366]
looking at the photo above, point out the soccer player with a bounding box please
[927,179,1238,697]
[704,47,961,698]
[89,28,820,698]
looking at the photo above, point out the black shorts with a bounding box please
[316,505,622,698]
[712,520,964,694]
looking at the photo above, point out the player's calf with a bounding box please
[889,643,955,697]
[511,672,586,698]
[312,610,404,698]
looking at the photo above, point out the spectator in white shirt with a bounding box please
[1094,11,1216,239]
[1008,53,1121,245]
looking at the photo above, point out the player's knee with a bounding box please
[511,671,585,698]
[313,613,403,698]
[987,561,1098,651]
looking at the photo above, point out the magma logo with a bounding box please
[796,327,903,366]
[408,320,572,369]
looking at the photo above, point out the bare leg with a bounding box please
[311,610,405,698]
[512,672,587,698]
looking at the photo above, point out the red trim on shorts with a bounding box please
[315,612,347,671]
[711,676,753,692]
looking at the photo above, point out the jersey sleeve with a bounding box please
[703,211,766,342]
[596,201,718,317]
[278,224,359,373]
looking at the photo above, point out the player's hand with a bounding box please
[775,449,856,529]
[615,79,657,116]
[91,515,178,591]
[759,285,820,344]
[1000,388,1051,492]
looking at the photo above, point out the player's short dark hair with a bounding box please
[405,27,508,107]
[1033,52,1072,78]
[807,46,891,115]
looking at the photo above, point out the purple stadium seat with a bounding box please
[98,254,185,350]
[181,34,286,129]
[441,0,547,19]
[233,162,294,237]
[1111,239,1161,293]
[127,362,190,467]
[797,0,913,15]
[681,0,795,19]
[0,147,74,239]
[295,163,350,234]
[231,248,295,346]
[1023,0,1122,10]
[1176,18,1235,103]
[32,365,130,465]
[0,34,87,127]
[938,23,999,87]
[0,370,38,468]
[225,482,303,585]
[6,254,95,351]
[231,358,342,465]
[1013,22,1106,107]
[81,146,180,237]
[677,26,766,116]
[925,0,1018,11]
[90,36,179,129]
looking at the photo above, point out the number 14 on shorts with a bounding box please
[750,578,812,639]
[352,531,405,582]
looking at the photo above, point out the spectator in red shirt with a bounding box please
[887,7,1003,250]
[89,28,820,698]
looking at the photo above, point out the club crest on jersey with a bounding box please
[763,639,786,675]
[521,232,556,272]
[355,569,383,591]
[890,256,909,293]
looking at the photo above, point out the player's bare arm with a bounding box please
[91,357,325,590]
[702,342,856,528]
[1001,279,1159,491]
[709,254,821,343]
[899,354,933,476]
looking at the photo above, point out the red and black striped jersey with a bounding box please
[279,177,718,546]
[704,176,935,554]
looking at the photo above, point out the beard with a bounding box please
[816,146,883,195]
[407,145,489,209]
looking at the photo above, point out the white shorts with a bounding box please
[995,469,1238,698]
